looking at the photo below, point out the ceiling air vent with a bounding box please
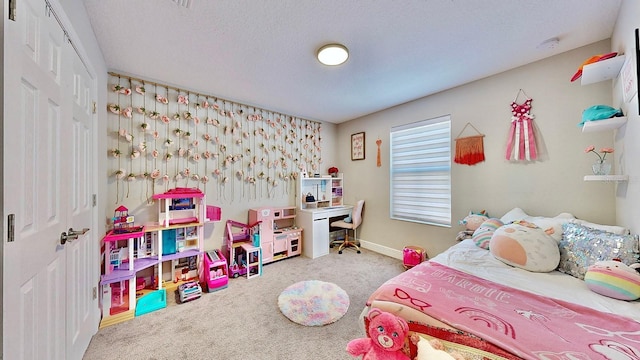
[171,0,193,9]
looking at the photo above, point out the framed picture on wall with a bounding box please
[621,55,637,103]
[636,28,640,114]
[351,132,365,160]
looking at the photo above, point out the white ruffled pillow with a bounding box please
[499,207,528,224]
[499,208,574,243]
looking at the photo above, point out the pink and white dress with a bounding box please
[505,98,537,161]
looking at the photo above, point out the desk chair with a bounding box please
[330,200,364,254]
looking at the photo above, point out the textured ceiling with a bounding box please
[82,0,622,123]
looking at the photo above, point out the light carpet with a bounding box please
[278,280,349,326]
[83,247,405,360]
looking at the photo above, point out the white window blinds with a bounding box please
[390,115,451,226]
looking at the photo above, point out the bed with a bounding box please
[363,213,640,359]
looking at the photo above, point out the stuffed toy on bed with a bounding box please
[346,308,410,360]
[584,260,640,301]
[456,210,489,241]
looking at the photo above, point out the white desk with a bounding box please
[297,205,353,259]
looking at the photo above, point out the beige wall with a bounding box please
[612,0,640,235]
[95,5,639,258]
[336,41,617,258]
[102,113,340,252]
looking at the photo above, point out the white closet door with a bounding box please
[4,0,98,358]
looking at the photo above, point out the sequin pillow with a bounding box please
[558,223,640,280]
[471,218,503,249]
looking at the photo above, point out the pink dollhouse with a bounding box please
[223,220,262,279]
[100,191,220,328]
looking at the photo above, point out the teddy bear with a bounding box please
[411,334,466,360]
[346,308,410,360]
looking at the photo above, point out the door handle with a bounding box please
[68,227,90,236]
[60,227,90,245]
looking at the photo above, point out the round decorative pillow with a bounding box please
[489,221,560,272]
[584,261,640,301]
[472,218,503,249]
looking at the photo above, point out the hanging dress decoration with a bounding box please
[454,122,485,165]
[505,89,538,161]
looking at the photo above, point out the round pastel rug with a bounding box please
[278,280,350,326]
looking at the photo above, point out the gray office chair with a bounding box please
[330,200,364,254]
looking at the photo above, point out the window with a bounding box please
[390,115,451,226]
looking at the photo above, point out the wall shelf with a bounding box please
[581,55,626,85]
[581,116,627,132]
[583,175,629,182]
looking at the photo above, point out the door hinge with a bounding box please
[92,101,97,114]
[93,287,97,299]
[92,194,97,207]
[9,0,16,21]
[7,214,15,242]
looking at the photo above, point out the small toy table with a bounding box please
[240,243,262,279]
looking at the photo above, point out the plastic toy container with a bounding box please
[178,281,202,303]
[402,246,427,270]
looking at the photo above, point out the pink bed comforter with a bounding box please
[367,261,640,359]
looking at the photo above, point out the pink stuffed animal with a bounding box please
[346,308,410,360]
[458,210,489,231]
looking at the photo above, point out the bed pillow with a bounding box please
[584,261,640,301]
[489,221,560,272]
[500,207,529,224]
[471,218,503,249]
[523,216,566,243]
[569,219,629,235]
[558,223,640,280]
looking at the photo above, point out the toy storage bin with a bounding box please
[402,246,427,270]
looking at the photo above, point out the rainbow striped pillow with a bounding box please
[584,262,640,301]
[471,218,503,249]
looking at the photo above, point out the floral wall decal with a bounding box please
[108,73,323,204]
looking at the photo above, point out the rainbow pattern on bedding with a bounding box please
[368,261,640,359]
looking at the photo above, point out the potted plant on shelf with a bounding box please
[328,167,339,177]
[584,145,613,175]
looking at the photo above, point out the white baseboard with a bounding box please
[358,239,403,260]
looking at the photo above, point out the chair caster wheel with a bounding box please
[357,250,361,254]
[329,244,334,248]
[338,251,343,254]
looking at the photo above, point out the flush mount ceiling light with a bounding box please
[317,44,349,66]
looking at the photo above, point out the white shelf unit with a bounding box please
[298,174,344,210]
[582,116,627,133]
[581,55,625,85]
[583,175,629,182]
